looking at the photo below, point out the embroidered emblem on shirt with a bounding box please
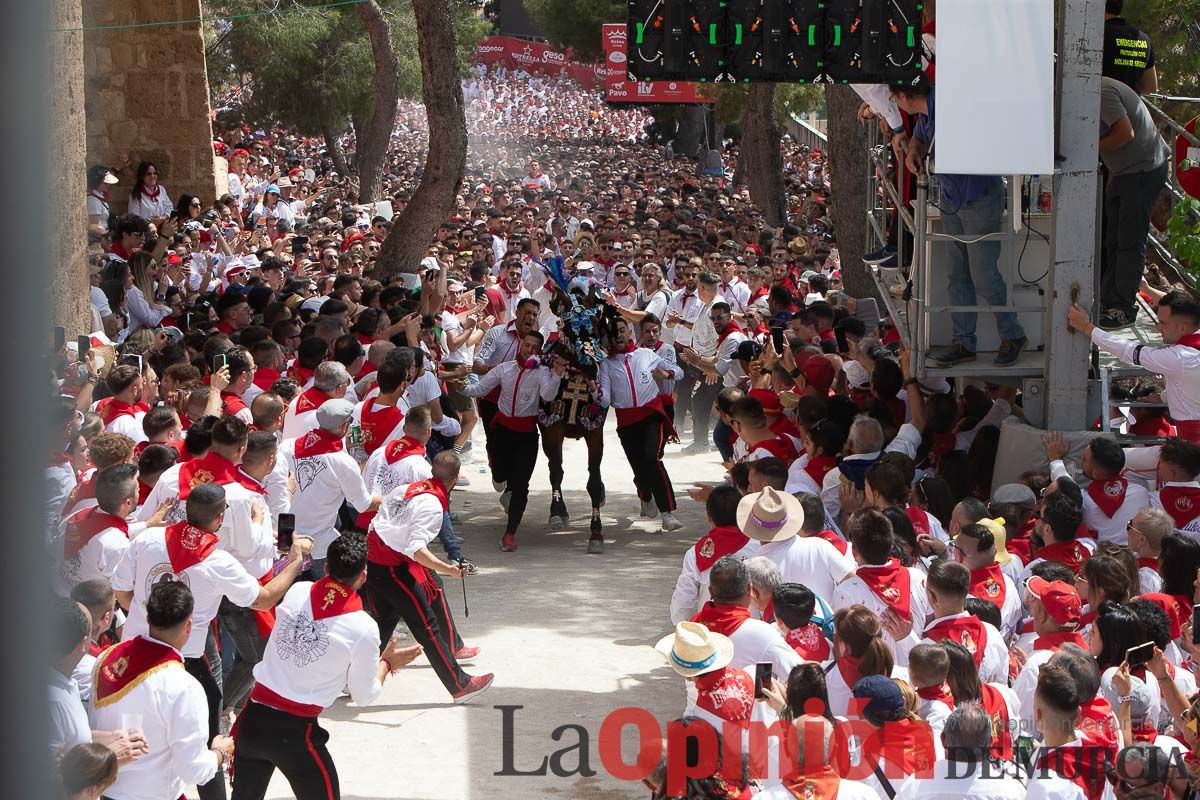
[275,611,329,668]
[295,458,328,492]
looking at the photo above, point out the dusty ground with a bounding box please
[247,420,726,799]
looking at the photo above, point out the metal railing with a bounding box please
[785,112,828,152]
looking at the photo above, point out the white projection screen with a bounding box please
[934,0,1055,175]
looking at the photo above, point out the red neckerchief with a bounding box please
[927,431,957,469]
[1033,629,1087,652]
[836,654,862,691]
[294,386,330,415]
[1137,556,1159,570]
[221,391,248,417]
[691,602,752,637]
[916,683,955,709]
[1035,744,1111,800]
[1129,415,1176,437]
[1036,539,1088,574]
[969,563,1008,609]
[694,667,755,727]
[216,320,235,335]
[499,281,524,299]
[1159,484,1200,528]
[856,558,912,620]
[405,478,450,511]
[979,683,1014,760]
[811,529,848,556]
[108,241,133,261]
[803,455,836,487]
[786,623,832,662]
[906,506,932,538]
[749,286,769,303]
[252,368,281,392]
[748,435,798,465]
[177,450,239,500]
[693,525,751,572]
[139,183,161,202]
[287,364,316,386]
[66,473,97,509]
[359,397,404,456]
[1085,477,1128,518]
[782,765,841,800]
[612,285,634,299]
[924,614,987,667]
[137,479,153,506]
[1080,696,1121,757]
[235,469,267,496]
[1175,332,1200,351]
[63,508,129,559]
[716,320,744,346]
[384,435,426,465]
[164,521,219,573]
[310,576,364,620]
[294,428,345,459]
[92,635,183,709]
[877,718,938,778]
[355,332,374,347]
[619,340,637,354]
[97,397,139,425]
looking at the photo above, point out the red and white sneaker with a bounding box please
[455,645,480,664]
[500,532,517,552]
[452,673,494,704]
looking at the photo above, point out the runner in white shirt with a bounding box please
[951,520,1024,640]
[282,399,382,563]
[670,486,760,624]
[95,364,148,443]
[230,533,423,800]
[716,256,752,315]
[281,361,351,440]
[1044,432,1150,545]
[56,464,137,594]
[891,705,1025,800]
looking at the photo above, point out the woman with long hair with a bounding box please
[827,605,895,717]
[942,640,1019,760]
[120,251,170,342]
[1158,534,1200,623]
[1089,601,1148,672]
[174,193,203,222]
[126,161,173,220]
[1079,553,1136,627]
[763,662,838,723]
[911,475,956,530]
[59,742,117,800]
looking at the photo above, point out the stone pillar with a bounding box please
[83,0,217,212]
[49,0,91,335]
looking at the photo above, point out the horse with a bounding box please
[537,280,615,554]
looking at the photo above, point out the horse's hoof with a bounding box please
[590,517,602,533]
[587,537,605,554]
[548,515,567,529]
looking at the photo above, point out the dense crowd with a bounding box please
[50,2,1200,797]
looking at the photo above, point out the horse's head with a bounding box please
[544,281,616,374]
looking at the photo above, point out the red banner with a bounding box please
[474,36,604,88]
[601,24,706,104]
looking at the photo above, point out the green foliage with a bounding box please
[1171,194,1200,277]
[1120,0,1200,99]
[698,82,825,131]
[523,0,625,61]
[206,0,490,135]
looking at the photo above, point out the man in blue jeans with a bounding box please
[891,79,1027,367]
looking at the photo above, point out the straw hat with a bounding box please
[654,621,735,678]
[737,486,806,543]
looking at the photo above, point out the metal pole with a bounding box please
[914,174,929,374]
[1044,0,1104,431]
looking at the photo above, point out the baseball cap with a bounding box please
[802,357,836,395]
[748,388,783,416]
[265,184,280,195]
[843,360,871,391]
[316,399,355,431]
[852,675,905,724]
[1025,577,1082,626]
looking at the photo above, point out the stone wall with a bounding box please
[82,0,217,212]
[49,0,90,335]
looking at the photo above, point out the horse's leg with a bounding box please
[585,426,607,554]
[540,424,569,528]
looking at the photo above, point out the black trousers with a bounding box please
[185,655,228,800]
[675,360,718,443]
[478,397,498,468]
[617,414,676,512]
[1100,161,1168,314]
[231,703,338,800]
[218,599,267,714]
[489,422,539,533]
[363,561,470,695]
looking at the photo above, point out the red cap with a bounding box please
[231,148,250,158]
[748,388,782,416]
[1026,577,1082,626]
[802,357,835,395]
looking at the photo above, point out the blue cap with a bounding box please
[852,675,905,724]
[265,184,280,195]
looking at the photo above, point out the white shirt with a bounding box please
[371,485,446,559]
[87,637,219,800]
[249,198,296,227]
[598,348,682,411]
[1049,459,1150,545]
[282,437,375,559]
[127,189,174,220]
[475,323,523,368]
[113,526,261,658]
[717,279,751,314]
[832,564,933,654]
[222,478,276,579]
[754,776,879,800]
[665,288,704,347]
[45,459,77,532]
[1139,564,1164,594]
[725,616,805,685]
[758,535,856,605]
[460,360,559,417]
[496,284,531,321]
[104,407,147,443]
[895,611,1010,685]
[362,442,431,502]
[281,390,334,440]
[648,341,679,396]
[1013,643,1061,723]
[55,513,129,593]
[716,329,749,387]
[1092,327,1200,423]
[691,298,722,358]
[251,580,383,712]
[49,668,91,758]
[892,759,1026,800]
[1026,771,1088,800]
[670,538,761,624]
[119,285,170,342]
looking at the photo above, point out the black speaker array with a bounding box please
[627,0,924,85]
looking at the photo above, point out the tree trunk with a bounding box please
[375,0,467,278]
[824,84,876,301]
[320,116,350,180]
[736,84,785,226]
[355,0,399,203]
